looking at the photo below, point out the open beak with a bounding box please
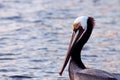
[59,27,84,76]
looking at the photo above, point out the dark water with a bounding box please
[0,0,120,80]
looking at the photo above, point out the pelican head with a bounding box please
[72,16,88,31]
[59,16,95,75]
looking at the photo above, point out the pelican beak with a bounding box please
[59,27,84,76]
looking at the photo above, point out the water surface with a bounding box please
[0,0,120,80]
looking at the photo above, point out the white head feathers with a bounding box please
[73,16,88,31]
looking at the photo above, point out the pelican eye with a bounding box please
[72,23,81,30]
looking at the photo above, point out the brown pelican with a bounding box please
[59,16,120,80]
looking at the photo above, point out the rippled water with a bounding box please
[0,0,120,80]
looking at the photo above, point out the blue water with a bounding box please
[0,0,120,80]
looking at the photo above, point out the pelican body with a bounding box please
[59,16,120,80]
